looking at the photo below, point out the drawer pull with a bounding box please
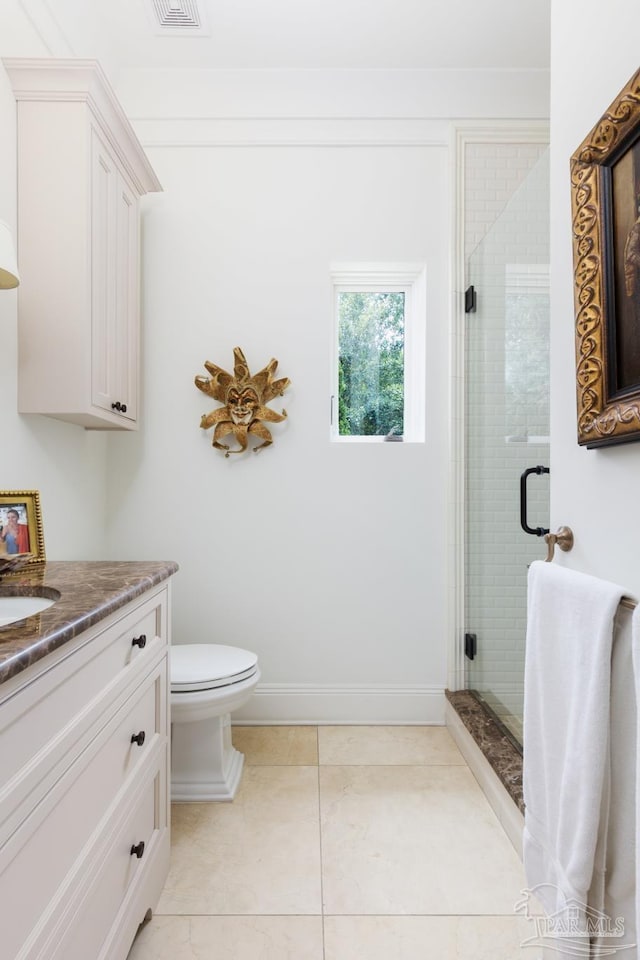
[130,731,146,747]
[131,634,147,649]
[130,841,145,859]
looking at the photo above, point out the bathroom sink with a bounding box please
[0,594,57,628]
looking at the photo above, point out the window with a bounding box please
[336,290,405,437]
[330,263,426,442]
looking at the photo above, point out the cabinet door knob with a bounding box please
[130,841,145,859]
[131,731,146,747]
[121,403,127,413]
[132,634,147,649]
[111,401,123,412]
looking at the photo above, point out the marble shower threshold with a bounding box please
[445,689,524,815]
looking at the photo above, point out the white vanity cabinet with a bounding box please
[0,582,172,960]
[3,58,162,429]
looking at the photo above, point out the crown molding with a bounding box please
[129,116,450,148]
[2,58,162,194]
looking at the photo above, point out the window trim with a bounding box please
[330,262,426,443]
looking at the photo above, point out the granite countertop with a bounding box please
[0,560,178,686]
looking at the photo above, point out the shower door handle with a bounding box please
[520,465,550,536]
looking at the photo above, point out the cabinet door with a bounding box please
[91,129,138,423]
[115,170,139,422]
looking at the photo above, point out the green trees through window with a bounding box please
[337,291,405,436]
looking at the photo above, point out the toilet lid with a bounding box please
[171,643,259,692]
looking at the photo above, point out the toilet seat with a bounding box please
[171,643,259,693]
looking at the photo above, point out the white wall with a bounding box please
[550,1,640,594]
[105,138,450,722]
[116,67,549,121]
[0,11,108,561]
[105,62,547,723]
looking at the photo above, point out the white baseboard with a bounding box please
[232,683,445,725]
[445,700,524,858]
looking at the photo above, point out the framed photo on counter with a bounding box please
[0,490,45,564]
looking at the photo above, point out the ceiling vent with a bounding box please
[148,0,210,36]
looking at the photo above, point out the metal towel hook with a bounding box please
[544,526,574,562]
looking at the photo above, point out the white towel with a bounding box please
[632,604,640,956]
[523,561,625,937]
[590,602,637,957]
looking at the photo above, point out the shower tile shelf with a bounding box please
[505,435,550,444]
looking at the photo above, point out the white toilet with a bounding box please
[170,643,260,801]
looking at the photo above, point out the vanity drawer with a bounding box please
[0,661,166,960]
[0,588,167,807]
[50,773,161,960]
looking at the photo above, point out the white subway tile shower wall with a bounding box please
[464,143,549,263]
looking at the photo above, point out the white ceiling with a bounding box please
[31,0,550,73]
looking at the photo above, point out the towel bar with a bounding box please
[543,525,637,609]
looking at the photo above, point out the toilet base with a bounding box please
[171,711,245,802]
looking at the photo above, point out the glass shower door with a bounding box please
[465,149,550,746]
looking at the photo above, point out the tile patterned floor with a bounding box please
[127,726,536,959]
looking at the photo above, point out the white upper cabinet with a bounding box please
[3,59,162,429]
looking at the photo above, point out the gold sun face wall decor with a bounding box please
[195,347,290,457]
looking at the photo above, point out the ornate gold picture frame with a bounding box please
[571,67,640,447]
[0,490,45,565]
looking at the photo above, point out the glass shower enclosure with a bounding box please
[465,149,550,747]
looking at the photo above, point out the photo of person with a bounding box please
[0,505,30,555]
